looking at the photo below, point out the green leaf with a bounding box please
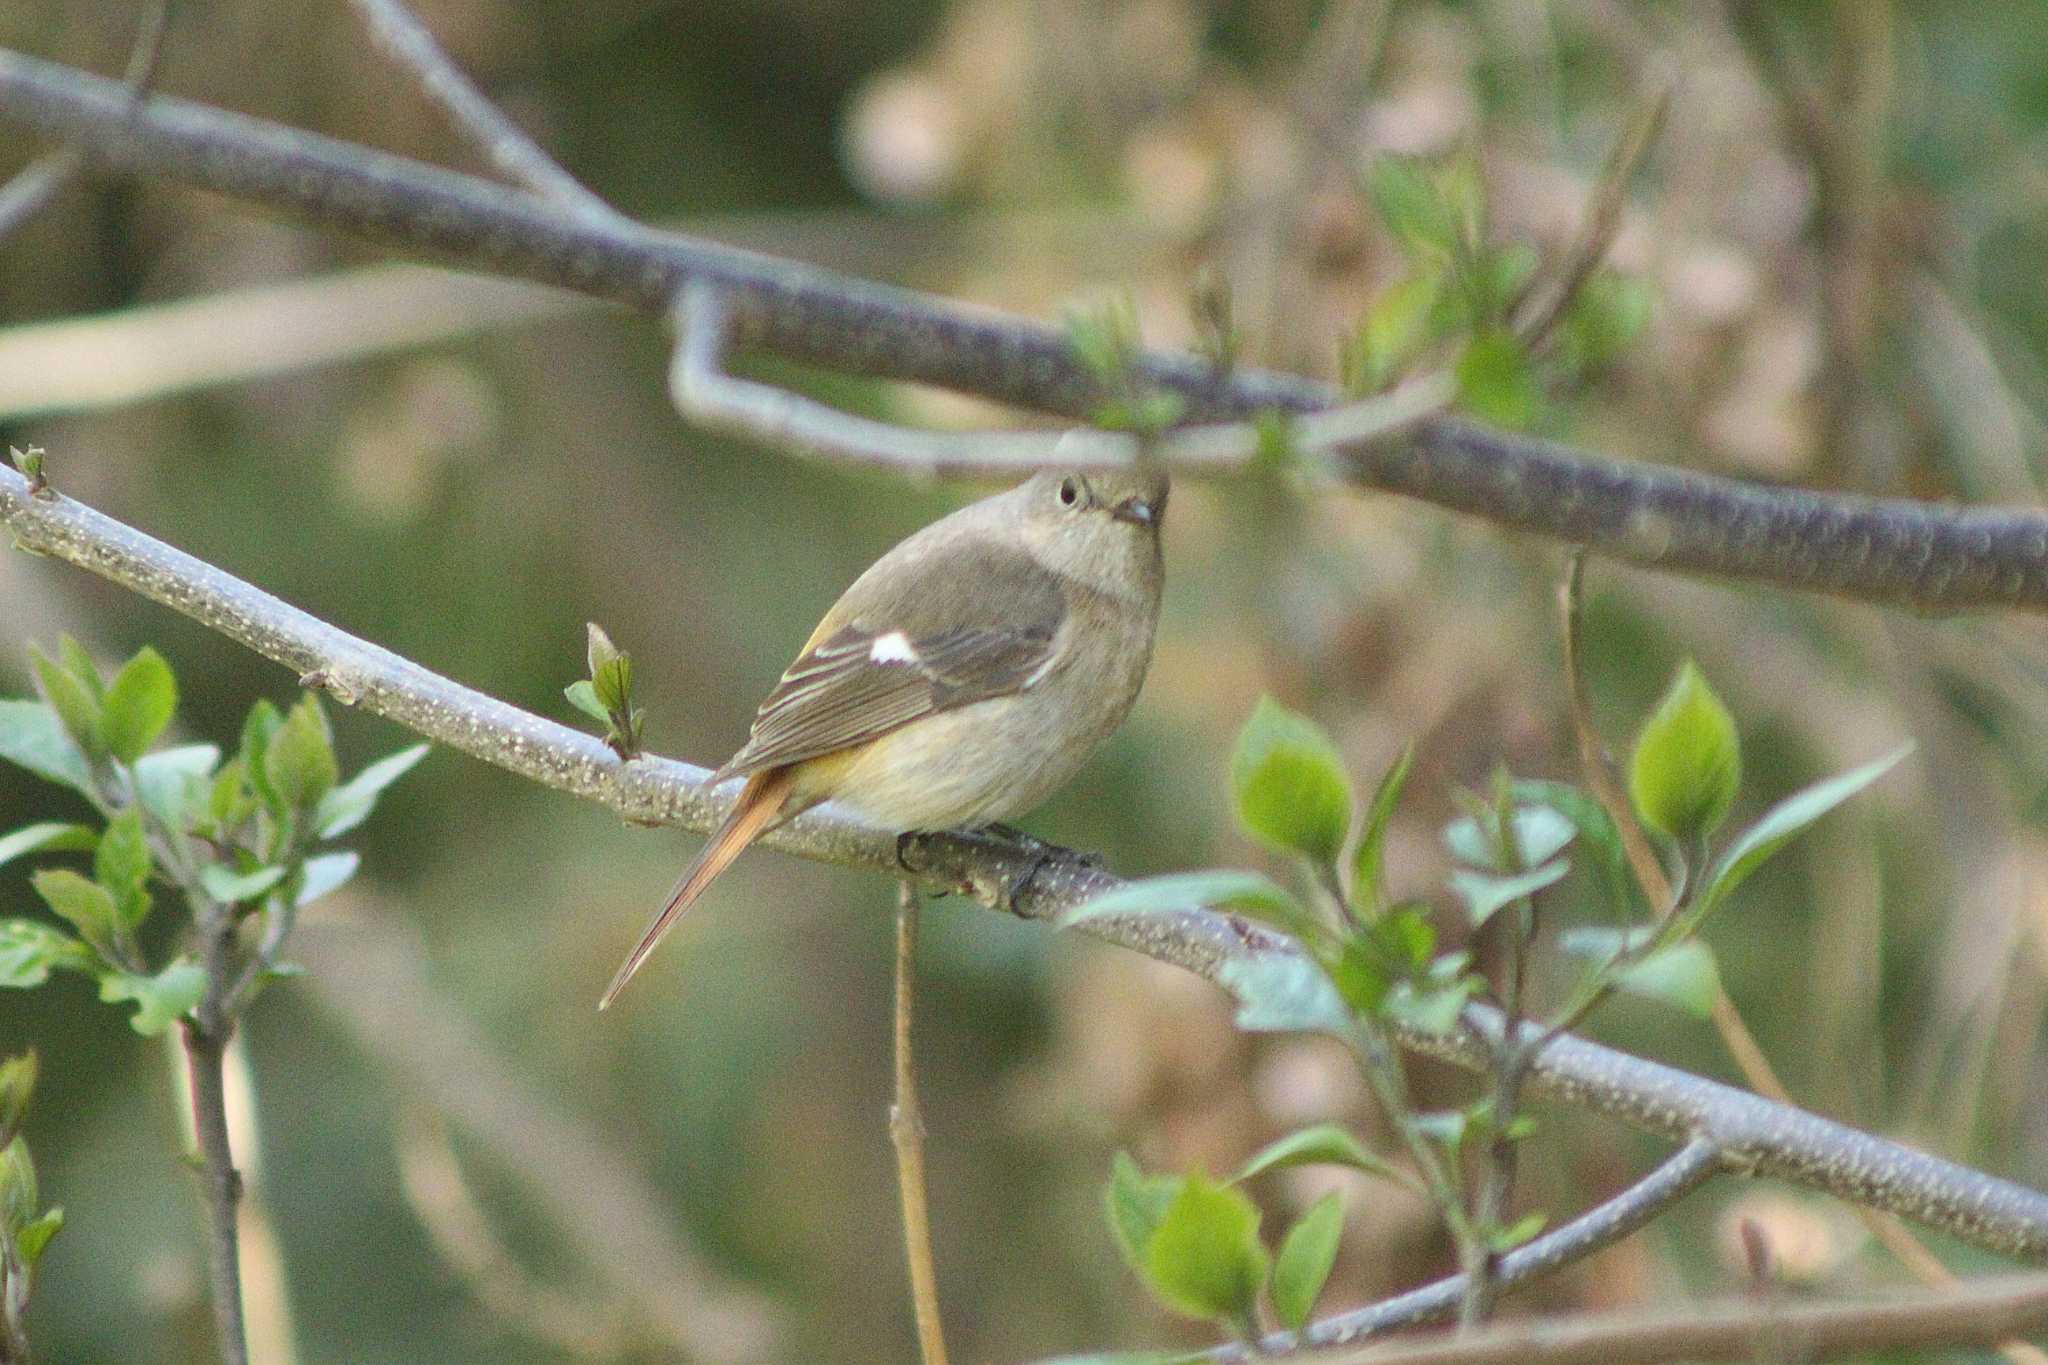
[1697,744,1913,920]
[1449,860,1568,927]
[0,1137,35,1234]
[1629,661,1742,841]
[1231,698,1354,865]
[1443,805,1575,871]
[1366,157,1457,255]
[99,646,176,764]
[1236,1125,1402,1185]
[240,699,286,816]
[1105,1152,1182,1272]
[99,959,206,1035]
[0,1052,35,1148]
[0,822,96,870]
[207,758,255,832]
[1061,870,1307,934]
[592,654,633,716]
[1489,1211,1547,1253]
[563,679,609,725]
[0,700,94,796]
[30,869,121,962]
[265,694,338,813]
[295,851,360,909]
[1215,952,1351,1034]
[134,743,221,833]
[57,637,101,700]
[29,643,104,759]
[314,743,429,839]
[1143,1173,1268,1325]
[1455,331,1541,429]
[1327,937,1390,1014]
[199,863,287,905]
[1408,1109,1468,1156]
[1558,272,1653,374]
[93,809,153,929]
[1616,941,1722,1019]
[1342,272,1443,396]
[16,1205,62,1266]
[0,921,94,988]
[1349,744,1413,920]
[1271,1193,1344,1332]
[1513,779,1631,916]
[1382,975,1479,1035]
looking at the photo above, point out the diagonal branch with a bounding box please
[2,50,2047,612]
[7,458,2048,1264]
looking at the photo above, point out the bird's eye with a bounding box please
[1058,477,1080,507]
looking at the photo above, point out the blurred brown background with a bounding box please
[5,0,2048,1360]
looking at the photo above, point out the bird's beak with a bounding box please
[1111,496,1158,527]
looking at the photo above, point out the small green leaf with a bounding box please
[0,1137,35,1233]
[99,959,206,1035]
[1237,1125,1402,1186]
[16,1205,62,1266]
[0,921,94,988]
[99,646,176,764]
[30,869,121,962]
[265,694,338,813]
[29,644,104,760]
[207,758,255,831]
[1366,157,1457,255]
[0,1052,35,1148]
[0,822,96,870]
[1327,937,1390,1014]
[1271,1193,1344,1332]
[1489,1211,1547,1253]
[1349,744,1413,920]
[1061,870,1306,933]
[93,808,153,930]
[1513,779,1632,916]
[199,863,288,905]
[0,699,95,796]
[1382,975,1479,1035]
[1444,805,1575,871]
[314,743,429,839]
[591,653,633,716]
[1343,272,1445,397]
[1373,906,1437,972]
[1557,924,1651,962]
[1215,952,1351,1034]
[295,851,360,909]
[1628,661,1742,841]
[1616,941,1722,1019]
[56,637,99,698]
[1455,331,1541,429]
[1231,698,1354,865]
[1449,860,1568,927]
[1143,1173,1268,1325]
[1558,272,1653,374]
[1408,1109,1468,1156]
[134,743,221,833]
[240,699,286,818]
[1105,1152,1182,1272]
[563,679,609,725]
[1697,744,1914,920]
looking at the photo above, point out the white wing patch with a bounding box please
[867,631,920,665]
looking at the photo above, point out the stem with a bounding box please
[182,910,248,1365]
[891,882,948,1365]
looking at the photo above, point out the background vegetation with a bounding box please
[5,0,2048,1360]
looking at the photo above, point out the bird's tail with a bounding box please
[598,766,795,1009]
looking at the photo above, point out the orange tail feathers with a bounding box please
[598,767,796,1009]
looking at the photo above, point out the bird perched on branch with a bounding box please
[601,467,1168,1007]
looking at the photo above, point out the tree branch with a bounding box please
[2,50,2047,612]
[7,460,2048,1266]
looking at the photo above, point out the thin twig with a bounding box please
[0,1,171,242]
[6,461,2048,1260]
[4,51,2048,610]
[891,882,949,1365]
[1272,1271,2048,1365]
[342,0,624,224]
[182,920,249,1365]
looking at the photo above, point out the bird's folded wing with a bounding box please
[715,543,1068,778]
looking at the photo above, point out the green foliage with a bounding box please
[0,642,428,1041]
[1105,1152,1181,1271]
[1455,331,1542,429]
[566,623,645,759]
[1235,1125,1404,1187]
[1628,661,1741,840]
[1065,294,1188,435]
[1271,1193,1344,1332]
[1142,1173,1268,1328]
[0,1047,62,1342]
[9,443,45,488]
[0,1054,33,1152]
[1559,928,1721,1019]
[1349,744,1413,920]
[1231,698,1354,865]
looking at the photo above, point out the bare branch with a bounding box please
[2,51,2047,611]
[342,0,623,224]
[1268,1272,2048,1365]
[7,460,2048,1264]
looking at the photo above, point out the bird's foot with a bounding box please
[895,829,931,876]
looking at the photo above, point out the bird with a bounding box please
[600,466,1168,1008]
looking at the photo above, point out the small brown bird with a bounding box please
[600,467,1168,1008]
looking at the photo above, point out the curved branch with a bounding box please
[1,50,2046,613]
[7,460,2048,1263]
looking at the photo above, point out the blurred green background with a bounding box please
[5,0,2048,1360]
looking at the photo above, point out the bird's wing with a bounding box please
[716,540,1068,778]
